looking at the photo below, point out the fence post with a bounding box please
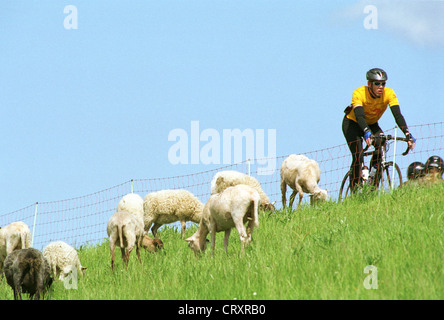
[131,179,134,193]
[32,202,38,247]
[391,126,398,191]
[247,159,251,176]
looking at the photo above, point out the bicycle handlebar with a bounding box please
[363,134,411,156]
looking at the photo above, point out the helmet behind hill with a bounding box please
[425,155,444,176]
[407,161,426,180]
[366,68,388,82]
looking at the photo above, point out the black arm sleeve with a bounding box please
[390,105,409,134]
[353,106,370,134]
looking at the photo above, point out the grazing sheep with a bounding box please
[280,154,328,210]
[43,241,87,281]
[0,221,32,273]
[185,184,260,256]
[117,193,144,226]
[143,189,204,238]
[210,170,275,212]
[107,210,144,270]
[3,248,53,300]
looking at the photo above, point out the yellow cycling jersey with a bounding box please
[346,86,399,125]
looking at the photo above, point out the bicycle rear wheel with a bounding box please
[338,172,351,201]
[378,161,403,192]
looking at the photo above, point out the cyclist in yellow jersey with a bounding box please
[342,68,416,192]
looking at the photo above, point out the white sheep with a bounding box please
[117,193,144,227]
[43,241,87,281]
[210,170,275,212]
[185,184,260,256]
[0,221,32,273]
[107,210,144,270]
[143,189,204,238]
[280,154,328,210]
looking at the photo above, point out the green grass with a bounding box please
[1,182,443,300]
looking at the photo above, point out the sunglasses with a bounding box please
[372,81,386,87]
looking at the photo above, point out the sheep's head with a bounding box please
[185,233,207,254]
[313,189,328,202]
[261,201,276,212]
[141,235,164,252]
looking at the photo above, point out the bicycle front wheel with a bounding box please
[378,161,403,192]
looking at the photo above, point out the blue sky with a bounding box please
[1,0,443,215]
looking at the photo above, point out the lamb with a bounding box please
[210,170,275,212]
[143,189,204,238]
[185,184,260,256]
[117,193,144,226]
[42,241,87,281]
[280,154,328,210]
[3,248,53,300]
[0,221,32,273]
[107,210,144,270]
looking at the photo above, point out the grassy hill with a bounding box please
[1,182,443,300]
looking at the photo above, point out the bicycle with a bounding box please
[339,133,411,201]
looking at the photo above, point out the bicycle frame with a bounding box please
[363,134,410,186]
[339,133,411,200]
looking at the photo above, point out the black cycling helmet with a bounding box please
[366,68,388,81]
[407,161,426,180]
[425,155,444,174]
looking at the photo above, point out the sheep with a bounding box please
[143,189,204,238]
[3,248,53,300]
[0,221,32,273]
[185,184,260,256]
[42,241,87,281]
[280,154,328,210]
[210,170,275,212]
[117,193,144,226]
[107,210,144,270]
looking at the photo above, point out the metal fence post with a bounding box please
[32,202,38,247]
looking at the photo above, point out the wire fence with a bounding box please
[1,122,442,251]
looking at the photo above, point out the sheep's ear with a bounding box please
[185,236,194,242]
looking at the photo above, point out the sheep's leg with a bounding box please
[246,220,255,245]
[289,190,297,209]
[128,246,134,266]
[13,283,21,300]
[151,223,161,238]
[13,272,24,300]
[294,182,304,210]
[223,229,231,254]
[136,245,142,264]
[280,181,287,209]
[180,220,187,238]
[233,216,248,255]
[144,220,153,234]
[120,247,127,267]
[110,243,116,270]
[297,191,303,210]
[210,223,217,257]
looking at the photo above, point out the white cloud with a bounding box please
[333,0,444,48]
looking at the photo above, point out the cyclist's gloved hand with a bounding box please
[363,130,372,146]
[405,132,416,149]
